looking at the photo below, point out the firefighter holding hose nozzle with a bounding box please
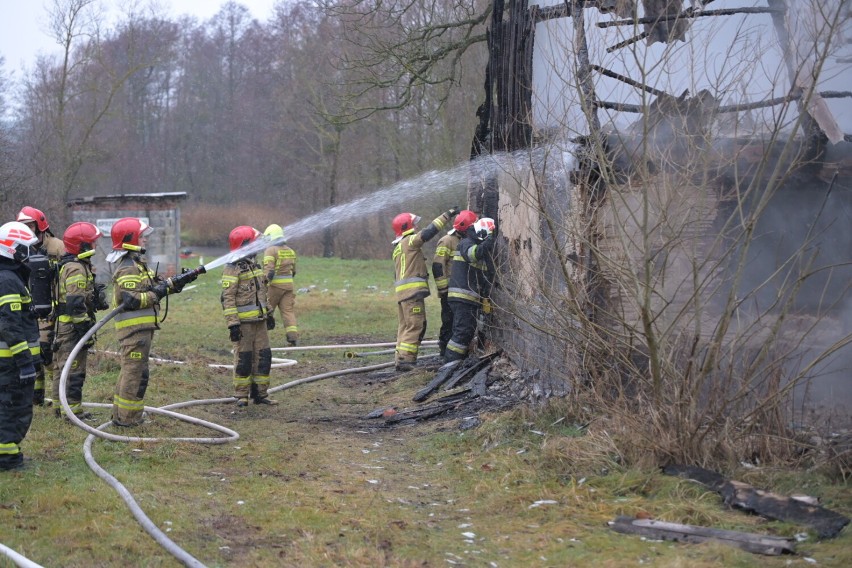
[106,217,194,427]
[391,207,457,372]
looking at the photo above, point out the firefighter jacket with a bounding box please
[111,253,160,340]
[447,231,494,306]
[431,232,460,297]
[56,254,96,332]
[0,258,40,369]
[221,258,269,327]
[263,244,296,291]
[392,212,451,302]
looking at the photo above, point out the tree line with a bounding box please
[0,0,486,257]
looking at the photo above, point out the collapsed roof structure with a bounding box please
[470,0,852,424]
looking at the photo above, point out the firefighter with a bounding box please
[221,226,276,406]
[431,210,478,358]
[107,217,183,427]
[16,206,64,406]
[53,222,109,421]
[262,224,299,346]
[445,217,496,363]
[0,222,41,471]
[391,207,457,371]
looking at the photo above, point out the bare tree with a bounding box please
[473,0,852,466]
[15,0,170,218]
[318,0,492,121]
[0,58,24,221]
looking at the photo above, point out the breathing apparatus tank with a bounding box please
[27,252,55,318]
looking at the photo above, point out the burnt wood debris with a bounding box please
[365,352,503,425]
[664,464,851,539]
[609,516,797,555]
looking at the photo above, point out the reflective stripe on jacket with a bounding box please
[263,245,296,289]
[57,256,95,326]
[0,260,40,367]
[392,212,450,302]
[431,232,460,296]
[447,234,494,307]
[111,254,159,336]
[221,259,269,327]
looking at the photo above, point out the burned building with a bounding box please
[471,1,852,423]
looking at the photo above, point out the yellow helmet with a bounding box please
[264,224,284,240]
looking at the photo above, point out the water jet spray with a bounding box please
[201,235,286,271]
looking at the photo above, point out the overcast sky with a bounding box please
[0,0,279,77]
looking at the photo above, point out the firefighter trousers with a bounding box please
[0,358,35,470]
[34,318,55,402]
[113,330,153,426]
[53,325,89,416]
[233,320,272,401]
[268,285,298,343]
[445,301,479,362]
[438,294,454,357]
[396,298,427,365]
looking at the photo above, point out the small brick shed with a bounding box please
[66,192,187,281]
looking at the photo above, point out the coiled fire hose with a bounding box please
[1,305,437,568]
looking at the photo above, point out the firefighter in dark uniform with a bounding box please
[222,226,276,407]
[445,218,496,363]
[107,217,180,427]
[391,207,457,371]
[17,206,64,406]
[431,210,478,358]
[53,222,109,420]
[0,222,41,471]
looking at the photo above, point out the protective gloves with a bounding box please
[481,298,492,314]
[94,283,110,310]
[266,316,276,330]
[447,206,459,217]
[18,363,37,385]
[229,324,242,342]
[151,281,169,300]
[74,321,93,339]
[121,291,141,311]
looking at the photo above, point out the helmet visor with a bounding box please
[13,243,32,263]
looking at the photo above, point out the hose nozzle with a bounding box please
[166,265,207,292]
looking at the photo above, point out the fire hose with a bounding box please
[1,304,436,568]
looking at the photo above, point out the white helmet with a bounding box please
[0,221,39,261]
[472,217,495,240]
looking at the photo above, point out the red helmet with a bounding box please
[229,225,260,251]
[63,222,102,257]
[17,206,50,232]
[452,210,478,234]
[110,217,153,251]
[392,212,421,238]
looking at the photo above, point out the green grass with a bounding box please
[1,257,850,567]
